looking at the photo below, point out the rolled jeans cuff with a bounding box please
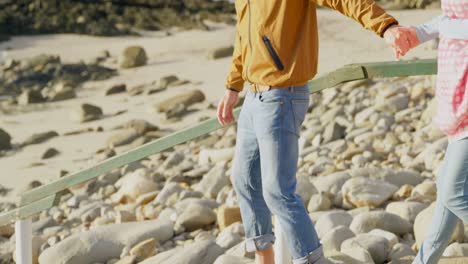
[292,245,325,264]
[244,233,275,252]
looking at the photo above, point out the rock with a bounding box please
[198,148,235,164]
[111,169,158,203]
[350,211,412,235]
[154,89,205,113]
[154,182,183,205]
[348,167,423,188]
[0,225,14,237]
[216,230,242,249]
[119,46,147,68]
[392,184,413,200]
[129,238,156,261]
[368,229,399,248]
[116,119,158,135]
[0,129,11,150]
[107,129,140,147]
[315,211,353,239]
[207,46,234,59]
[193,163,228,198]
[18,90,45,105]
[386,201,428,223]
[296,176,318,204]
[140,240,225,264]
[341,234,389,264]
[323,121,346,143]
[41,148,60,159]
[114,256,136,264]
[388,243,415,261]
[443,243,468,257]
[411,181,437,199]
[321,225,355,253]
[307,193,332,212]
[71,103,103,123]
[159,75,180,89]
[106,84,127,95]
[327,251,370,264]
[214,255,253,264]
[342,177,398,208]
[23,131,59,146]
[414,202,464,250]
[47,83,76,101]
[341,246,375,264]
[116,210,137,224]
[217,205,242,230]
[312,171,351,196]
[175,203,216,231]
[38,219,173,264]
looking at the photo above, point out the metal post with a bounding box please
[15,218,32,264]
[274,219,292,264]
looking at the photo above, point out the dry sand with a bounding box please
[0,9,440,203]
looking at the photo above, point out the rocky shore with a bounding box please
[0,7,457,264]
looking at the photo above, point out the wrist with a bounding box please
[381,21,399,38]
[226,87,240,93]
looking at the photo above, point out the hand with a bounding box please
[217,89,239,126]
[384,25,420,59]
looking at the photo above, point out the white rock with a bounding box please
[111,169,158,203]
[321,225,355,253]
[341,247,375,264]
[296,176,318,204]
[175,203,216,231]
[308,193,332,212]
[341,234,389,264]
[312,171,351,195]
[414,202,464,250]
[388,243,415,261]
[214,255,253,264]
[315,211,353,239]
[443,243,468,257]
[38,219,173,264]
[342,177,398,208]
[194,164,228,198]
[199,148,235,165]
[154,182,183,205]
[350,211,411,235]
[368,229,399,248]
[385,201,428,223]
[140,240,225,264]
[216,231,242,249]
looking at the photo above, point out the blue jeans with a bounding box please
[231,84,324,264]
[413,137,468,264]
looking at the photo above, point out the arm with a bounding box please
[312,0,399,37]
[225,28,244,93]
[414,15,442,43]
[439,16,468,40]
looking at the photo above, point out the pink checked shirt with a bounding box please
[434,0,468,143]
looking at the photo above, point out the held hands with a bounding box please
[384,25,420,59]
[217,89,239,126]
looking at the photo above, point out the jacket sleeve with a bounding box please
[312,0,399,37]
[414,15,442,43]
[225,27,245,92]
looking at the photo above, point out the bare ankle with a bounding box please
[255,246,275,264]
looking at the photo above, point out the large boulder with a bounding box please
[414,202,464,249]
[350,211,411,235]
[341,234,390,264]
[342,177,398,208]
[38,219,173,264]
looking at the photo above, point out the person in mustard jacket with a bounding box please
[216,1,410,263]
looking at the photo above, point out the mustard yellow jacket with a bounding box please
[225,0,398,92]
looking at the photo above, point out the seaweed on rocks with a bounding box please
[0,0,236,39]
